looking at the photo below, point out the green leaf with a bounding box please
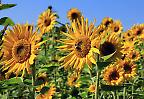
[101,51,116,61]
[97,61,111,70]
[0,4,16,10]
[101,84,124,91]
[5,77,23,85]
[0,17,15,26]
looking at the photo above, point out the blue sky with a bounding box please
[1,0,144,30]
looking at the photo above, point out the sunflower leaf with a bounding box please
[0,4,16,10]
[0,17,15,26]
[5,77,23,85]
[101,51,116,61]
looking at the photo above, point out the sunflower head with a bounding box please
[118,59,137,80]
[126,50,140,62]
[35,72,48,92]
[36,85,56,99]
[1,24,43,78]
[102,64,124,85]
[67,73,80,87]
[58,17,99,71]
[97,32,123,61]
[101,17,113,28]
[109,20,123,34]
[131,24,144,37]
[37,9,57,34]
[67,8,82,22]
[88,84,96,93]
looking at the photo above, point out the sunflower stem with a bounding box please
[32,61,36,99]
[123,86,126,99]
[113,90,117,99]
[131,83,134,99]
[95,55,100,99]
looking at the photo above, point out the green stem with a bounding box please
[95,62,99,99]
[95,54,100,99]
[132,84,134,99]
[32,62,36,99]
[113,91,117,99]
[123,87,126,99]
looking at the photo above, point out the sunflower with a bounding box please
[131,24,144,40]
[122,29,134,42]
[37,9,57,34]
[35,72,48,92]
[36,85,56,99]
[93,32,123,61]
[126,49,140,62]
[117,59,137,80]
[1,24,44,78]
[102,64,124,85]
[67,73,80,87]
[88,84,96,93]
[122,40,135,54]
[67,8,82,22]
[101,17,113,29]
[109,20,123,34]
[58,17,100,71]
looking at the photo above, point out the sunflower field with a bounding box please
[0,2,144,99]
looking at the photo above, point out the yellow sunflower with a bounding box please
[109,20,123,34]
[117,59,137,80]
[122,29,134,42]
[37,9,57,34]
[93,32,123,61]
[67,73,80,87]
[88,84,96,93]
[36,72,48,92]
[1,24,44,78]
[67,8,82,22]
[102,64,124,85]
[36,85,56,99]
[131,24,144,40]
[126,49,140,62]
[58,17,100,71]
[122,40,135,54]
[101,17,113,29]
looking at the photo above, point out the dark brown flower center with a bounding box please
[12,39,31,63]
[124,63,132,74]
[44,18,51,26]
[136,29,142,35]
[71,13,79,20]
[114,26,119,32]
[109,71,119,80]
[75,36,91,58]
[100,42,116,56]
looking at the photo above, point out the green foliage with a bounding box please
[0,17,15,26]
[0,4,16,10]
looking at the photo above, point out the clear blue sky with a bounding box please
[1,0,144,30]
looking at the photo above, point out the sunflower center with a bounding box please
[71,13,79,20]
[124,63,132,74]
[75,36,91,58]
[100,42,116,56]
[105,21,112,27]
[44,18,51,26]
[37,77,46,85]
[132,53,136,59]
[136,29,142,35]
[114,26,119,32]
[109,71,119,80]
[12,39,31,63]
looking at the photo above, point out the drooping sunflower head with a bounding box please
[98,33,123,61]
[101,17,113,29]
[58,17,99,71]
[35,72,48,92]
[109,20,123,34]
[37,9,57,34]
[67,73,80,87]
[118,59,137,80]
[102,63,124,85]
[1,24,44,78]
[67,8,82,22]
[36,85,56,99]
